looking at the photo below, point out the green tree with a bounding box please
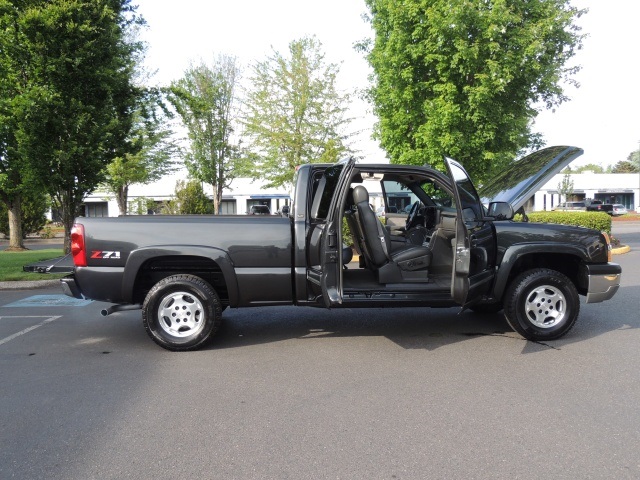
[244,37,353,188]
[0,0,43,250]
[611,160,639,173]
[630,146,640,168]
[362,0,586,181]
[614,146,640,173]
[571,163,605,173]
[173,179,214,214]
[0,188,47,239]
[103,97,178,215]
[169,56,245,214]
[557,173,574,203]
[3,0,144,252]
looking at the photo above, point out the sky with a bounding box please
[135,0,640,168]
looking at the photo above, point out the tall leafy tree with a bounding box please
[4,0,143,252]
[243,37,353,188]
[611,160,639,173]
[0,0,46,250]
[557,173,574,203]
[631,146,640,169]
[615,145,640,173]
[362,0,586,181]
[169,56,244,214]
[103,95,178,215]
[0,188,47,238]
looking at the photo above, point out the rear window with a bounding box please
[310,164,344,220]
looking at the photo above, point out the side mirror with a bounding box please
[487,202,514,221]
[281,205,290,216]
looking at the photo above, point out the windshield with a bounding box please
[448,161,483,220]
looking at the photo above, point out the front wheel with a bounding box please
[142,274,222,351]
[503,268,579,341]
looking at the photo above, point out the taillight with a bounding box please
[70,224,87,267]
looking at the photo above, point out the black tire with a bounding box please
[503,268,579,341]
[142,274,222,351]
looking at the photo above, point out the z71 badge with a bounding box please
[90,251,121,259]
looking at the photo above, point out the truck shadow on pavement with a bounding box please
[198,283,638,354]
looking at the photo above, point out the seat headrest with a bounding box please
[352,185,369,204]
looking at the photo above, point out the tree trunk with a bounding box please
[6,196,27,251]
[213,185,221,215]
[61,209,73,254]
[59,194,76,254]
[116,185,128,216]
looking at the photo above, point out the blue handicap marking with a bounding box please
[2,295,93,308]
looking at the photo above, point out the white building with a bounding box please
[532,173,639,212]
[77,168,640,218]
[77,171,293,217]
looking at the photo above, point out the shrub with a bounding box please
[514,211,612,234]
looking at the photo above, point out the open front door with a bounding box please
[445,158,496,306]
[318,158,356,307]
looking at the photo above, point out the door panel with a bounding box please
[318,158,356,307]
[445,158,496,306]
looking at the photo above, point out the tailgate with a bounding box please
[23,254,74,274]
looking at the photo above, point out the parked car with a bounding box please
[611,204,628,216]
[585,200,614,215]
[248,205,271,215]
[553,201,586,211]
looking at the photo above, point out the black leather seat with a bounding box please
[352,185,431,282]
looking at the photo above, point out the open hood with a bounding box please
[479,146,583,212]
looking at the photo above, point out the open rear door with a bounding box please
[445,158,495,306]
[319,157,356,307]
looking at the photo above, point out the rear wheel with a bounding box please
[142,274,222,351]
[503,268,579,341]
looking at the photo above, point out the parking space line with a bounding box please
[0,316,62,346]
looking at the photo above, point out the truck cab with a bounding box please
[296,157,498,311]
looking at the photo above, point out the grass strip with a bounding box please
[0,249,66,281]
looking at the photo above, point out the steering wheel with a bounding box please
[405,201,423,230]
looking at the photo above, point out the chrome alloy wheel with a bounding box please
[157,291,206,338]
[524,285,567,328]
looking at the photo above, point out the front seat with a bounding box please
[352,185,431,282]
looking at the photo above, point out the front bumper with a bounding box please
[584,263,621,304]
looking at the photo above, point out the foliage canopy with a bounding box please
[1,0,143,251]
[362,0,586,181]
[243,37,353,188]
[169,56,244,214]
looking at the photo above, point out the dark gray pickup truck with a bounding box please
[55,146,621,350]
[585,200,614,215]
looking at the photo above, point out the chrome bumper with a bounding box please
[584,263,621,304]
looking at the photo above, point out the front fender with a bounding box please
[493,243,588,299]
[121,245,239,306]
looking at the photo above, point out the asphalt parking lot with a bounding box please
[1,223,639,479]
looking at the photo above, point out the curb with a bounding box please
[612,245,631,255]
[0,279,60,290]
